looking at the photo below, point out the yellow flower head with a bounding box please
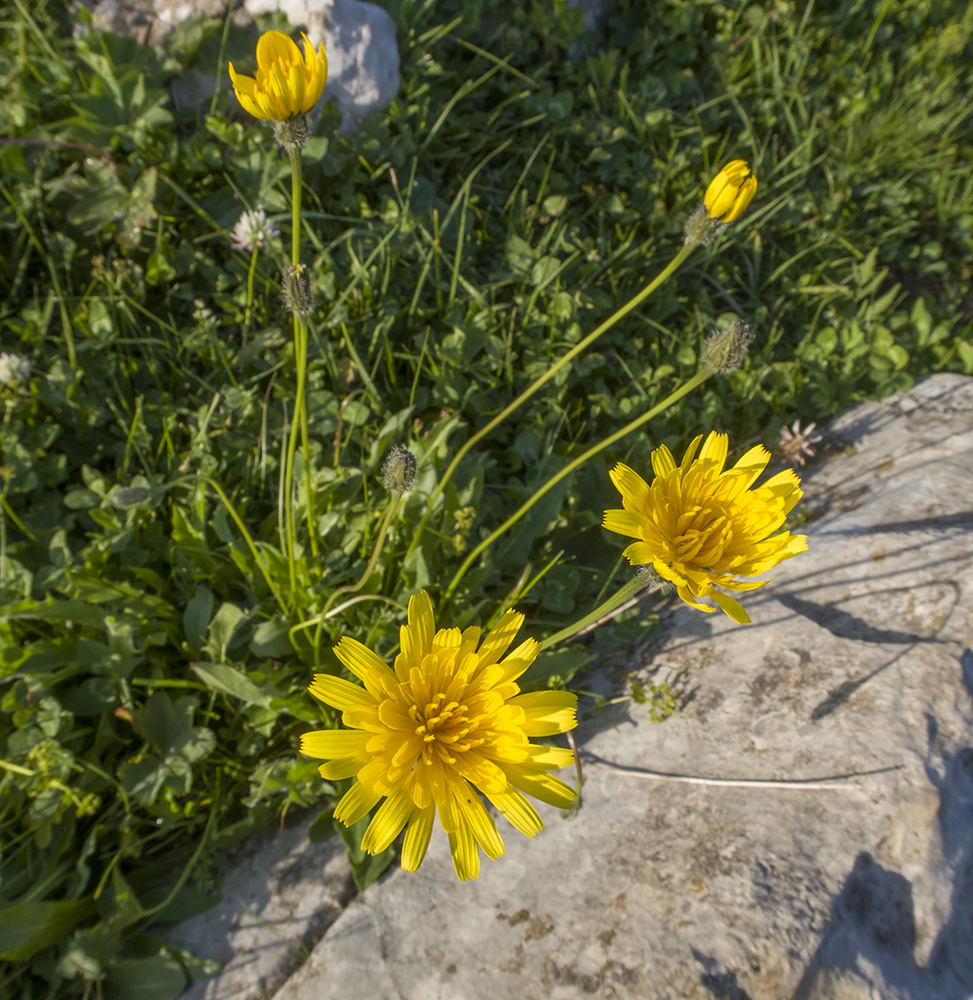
[603,432,806,624]
[301,592,578,882]
[704,159,758,223]
[229,30,328,122]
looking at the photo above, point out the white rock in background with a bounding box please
[78,0,400,130]
[263,374,973,1000]
[570,0,617,33]
[79,0,248,44]
[244,0,400,131]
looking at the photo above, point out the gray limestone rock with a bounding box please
[570,0,618,34]
[79,0,247,46]
[163,819,354,1000]
[78,0,400,130]
[265,373,973,1000]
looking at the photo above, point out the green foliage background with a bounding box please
[1,0,971,995]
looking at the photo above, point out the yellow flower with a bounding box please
[229,30,328,122]
[301,592,578,881]
[704,160,758,223]
[603,432,806,624]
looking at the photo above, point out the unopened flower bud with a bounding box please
[229,31,327,124]
[704,160,758,223]
[382,445,417,495]
[702,320,753,374]
[685,160,758,246]
[282,263,315,318]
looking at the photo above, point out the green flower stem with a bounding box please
[442,366,711,604]
[289,145,302,265]
[294,315,318,558]
[404,240,696,566]
[288,593,407,654]
[282,323,303,593]
[282,144,318,586]
[244,244,258,334]
[538,573,655,651]
[307,495,403,663]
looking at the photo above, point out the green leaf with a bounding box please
[104,953,187,1000]
[64,488,101,510]
[248,617,295,658]
[339,816,395,891]
[36,696,63,736]
[0,598,108,626]
[307,807,336,843]
[192,662,272,708]
[110,485,154,508]
[120,756,167,805]
[0,898,96,961]
[521,647,594,691]
[207,603,247,654]
[183,586,214,657]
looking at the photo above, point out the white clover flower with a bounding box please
[230,205,280,251]
[0,353,30,386]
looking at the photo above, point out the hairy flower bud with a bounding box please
[702,320,753,374]
[272,114,310,151]
[382,445,417,495]
[282,263,315,318]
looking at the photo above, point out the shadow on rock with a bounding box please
[691,948,753,999]
[792,737,973,999]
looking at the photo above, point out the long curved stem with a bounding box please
[442,367,711,604]
[405,241,696,565]
[204,478,290,616]
[538,573,654,651]
[309,495,402,664]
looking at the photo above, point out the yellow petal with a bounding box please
[257,30,301,71]
[710,590,751,624]
[448,825,480,882]
[458,789,505,861]
[334,779,383,827]
[494,637,540,684]
[361,788,414,855]
[317,757,367,780]
[505,768,578,809]
[400,591,435,667]
[698,431,728,470]
[679,434,705,471]
[487,787,543,838]
[478,610,525,666]
[511,690,578,736]
[301,729,370,759]
[609,463,650,509]
[333,636,395,690]
[308,674,375,712]
[603,508,644,538]
[401,806,435,871]
[649,445,676,479]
